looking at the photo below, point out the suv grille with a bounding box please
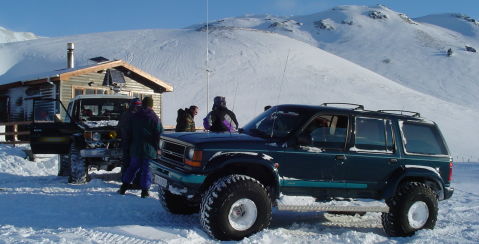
[162,140,186,165]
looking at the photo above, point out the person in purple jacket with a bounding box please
[203,96,239,132]
[118,97,163,198]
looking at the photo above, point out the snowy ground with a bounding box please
[0,144,477,243]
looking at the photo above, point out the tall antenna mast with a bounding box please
[206,0,210,111]
[276,49,291,105]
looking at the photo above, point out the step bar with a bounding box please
[277,204,389,213]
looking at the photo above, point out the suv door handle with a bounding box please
[335,155,347,161]
[389,158,398,164]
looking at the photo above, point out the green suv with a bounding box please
[150,103,454,240]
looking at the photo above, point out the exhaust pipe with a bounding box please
[67,42,74,69]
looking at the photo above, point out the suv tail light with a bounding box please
[448,159,453,182]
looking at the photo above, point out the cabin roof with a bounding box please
[0,60,173,92]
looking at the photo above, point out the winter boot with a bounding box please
[117,183,128,195]
[141,189,150,198]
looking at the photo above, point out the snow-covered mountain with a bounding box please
[195,5,479,110]
[0,26,39,43]
[0,5,477,161]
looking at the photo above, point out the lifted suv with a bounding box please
[150,103,454,240]
[30,94,132,183]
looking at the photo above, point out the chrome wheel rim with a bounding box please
[228,198,258,231]
[408,201,429,229]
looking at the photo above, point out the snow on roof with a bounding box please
[3,61,106,83]
[0,60,173,92]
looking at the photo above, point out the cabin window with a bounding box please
[72,86,109,97]
[74,88,84,97]
[131,92,153,101]
[85,89,96,95]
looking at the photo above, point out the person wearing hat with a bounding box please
[203,96,239,132]
[175,105,199,132]
[118,96,163,198]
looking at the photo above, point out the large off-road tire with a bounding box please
[382,182,438,237]
[200,175,272,241]
[57,154,71,177]
[68,143,88,184]
[159,187,199,215]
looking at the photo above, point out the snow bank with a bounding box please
[0,144,478,243]
[0,145,57,176]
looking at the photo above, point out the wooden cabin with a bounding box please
[0,49,173,142]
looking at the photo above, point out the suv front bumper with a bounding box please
[80,148,122,158]
[150,160,206,199]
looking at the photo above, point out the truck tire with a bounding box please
[68,142,88,184]
[159,187,199,214]
[200,174,272,241]
[57,154,71,176]
[382,181,438,237]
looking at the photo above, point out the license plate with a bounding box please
[155,175,168,188]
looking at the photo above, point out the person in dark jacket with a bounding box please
[118,97,163,198]
[117,98,142,176]
[203,96,238,132]
[175,105,199,132]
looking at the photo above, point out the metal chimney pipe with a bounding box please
[67,42,75,69]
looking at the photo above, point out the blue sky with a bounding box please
[1,0,478,37]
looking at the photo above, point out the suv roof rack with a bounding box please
[321,103,364,110]
[377,110,421,118]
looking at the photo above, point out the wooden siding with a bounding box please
[59,69,162,118]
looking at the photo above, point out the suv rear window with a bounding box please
[400,121,448,155]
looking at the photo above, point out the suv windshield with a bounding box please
[242,106,313,139]
[78,98,130,122]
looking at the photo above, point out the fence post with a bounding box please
[13,124,18,142]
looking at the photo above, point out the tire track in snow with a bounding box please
[73,228,165,244]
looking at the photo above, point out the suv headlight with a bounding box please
[107,131,117,139]
[92,132,101,141]
[184,148,203,167]
[186,148,195,160]
[159,139,165,149]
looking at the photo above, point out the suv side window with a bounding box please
[354,117,394,152]
[302,114,349,149]
[400,121,448,155]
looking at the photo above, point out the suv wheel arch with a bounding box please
[201,162,280,202]
[384,168,445,200]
